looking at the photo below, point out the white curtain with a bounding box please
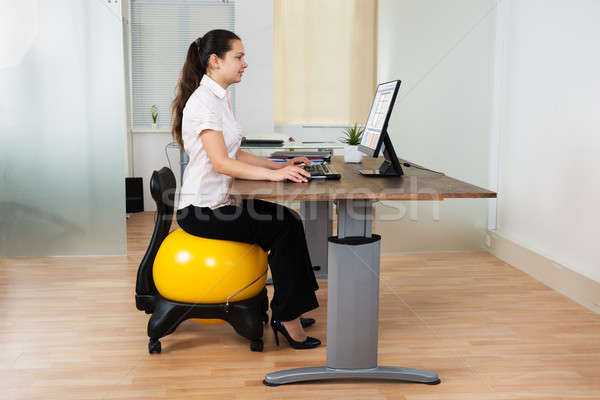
[274,0,377,126]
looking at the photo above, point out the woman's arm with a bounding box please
[200,130,311,182]
[236,149,312,170]
[236,149,283,169]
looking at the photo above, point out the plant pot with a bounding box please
[344,145,363,163]
[152,122,158,129]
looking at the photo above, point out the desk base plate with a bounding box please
[263,366,440,386]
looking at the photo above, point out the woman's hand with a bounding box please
[266,164,311,182]
[281,157,312,168]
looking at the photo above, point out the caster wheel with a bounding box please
[149,338,161,354]
[250,339,263,352]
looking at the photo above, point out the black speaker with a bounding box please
[126,177,144,213]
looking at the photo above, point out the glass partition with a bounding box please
[0,1,127,256]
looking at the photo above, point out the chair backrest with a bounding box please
[135,167,176,296]
[150,167,177,217]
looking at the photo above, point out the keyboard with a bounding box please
[303,163,341,180]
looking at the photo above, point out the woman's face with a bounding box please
[211,39,248,86]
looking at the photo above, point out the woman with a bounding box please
[172,29,320,349]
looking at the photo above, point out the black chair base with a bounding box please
[136,288,269,353]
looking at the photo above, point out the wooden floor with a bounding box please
[1,212,599,399]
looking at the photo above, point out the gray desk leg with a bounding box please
[300,201,332,280]
[264,199,440,386]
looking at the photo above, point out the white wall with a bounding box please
[132,133,183,212]
[376,0,496,252]
[494,0,600,282]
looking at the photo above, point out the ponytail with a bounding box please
[171,29,240,150]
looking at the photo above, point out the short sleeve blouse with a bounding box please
[177,74,243,210]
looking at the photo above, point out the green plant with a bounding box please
[339,123,365,145]
[151,105,159,124]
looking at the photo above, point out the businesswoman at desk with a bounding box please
[172,29,320,350]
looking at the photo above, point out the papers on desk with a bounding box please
[270,150,332,160]
[267,157,326,165]
[263,149,332,165]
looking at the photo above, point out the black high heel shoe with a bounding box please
[300,317,315,328]
[271,320,321,349]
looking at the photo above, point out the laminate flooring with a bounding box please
[1,212,599,399]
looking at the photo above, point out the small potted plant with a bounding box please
[339,123,365,163]
[151,105,159,129]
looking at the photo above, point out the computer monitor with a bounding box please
[358,80,404,177]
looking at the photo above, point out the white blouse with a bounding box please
[178,74,243,210]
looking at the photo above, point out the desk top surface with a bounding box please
[230,156,496,201]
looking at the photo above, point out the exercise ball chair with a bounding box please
[135,167,269,354]
[153,228,268,324]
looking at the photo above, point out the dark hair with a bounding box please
[171,29,240,149]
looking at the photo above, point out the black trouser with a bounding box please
[176,200,319,322]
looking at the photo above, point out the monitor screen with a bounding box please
[360,80,399,152]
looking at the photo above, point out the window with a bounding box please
[274,0,377,126]
[129,0,235,130]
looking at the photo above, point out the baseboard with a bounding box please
[488,230,600,314]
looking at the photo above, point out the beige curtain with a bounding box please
[274,0,377,125]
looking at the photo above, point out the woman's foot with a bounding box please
[282,318,307,341]
[271,319,321,349]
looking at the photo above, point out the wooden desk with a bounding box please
[231,156,496,386]
[231,156,495,201]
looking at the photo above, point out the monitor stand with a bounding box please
[359,160,401,177]
[359,131,404,177]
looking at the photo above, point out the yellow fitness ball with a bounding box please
[153,228,268,324]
